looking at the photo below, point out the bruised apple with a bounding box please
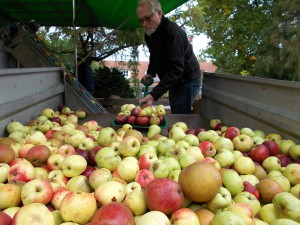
[179,161,222,202]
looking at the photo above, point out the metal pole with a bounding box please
[73,0,78,80]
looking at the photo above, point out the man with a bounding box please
[78,57,95,95]
[137,0,201,114]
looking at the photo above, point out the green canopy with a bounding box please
[0,0,187,29]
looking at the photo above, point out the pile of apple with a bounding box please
[115,103,166,126]
[1,105,300,225]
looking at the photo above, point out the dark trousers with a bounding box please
[169,78,200,114]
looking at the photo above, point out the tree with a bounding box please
[39,26,144,73]
[254,0,300,81]
[197,0,272,75]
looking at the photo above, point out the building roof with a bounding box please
[104,60,217,79]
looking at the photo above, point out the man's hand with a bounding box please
[139,94,154,107]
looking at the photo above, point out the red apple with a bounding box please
[50,117,61,126]
[126,115,137,125]
[82,166,96,178]
[249,144,270,163]
[89,146,102,166]
[44,129,57,140]
[198,141,216,157]
[145,178,185,215]
[243,181,260,199]
[262,140,280,156]
[115,114,127,125]
[157,115,165,125]
[0,144,15,164]
[0,210,12,225]
[276,153,293,167]
[136,116,149,126]
[185,128,196,135]
[135,169,155,188]
[194,127,206,136]
[130,107,140,117]
[138,153,158,170]
[86,133,96,141]
[215,123,224,131]
[224,126,240,140]
[91,202,135,225]
[75,149,90,163]
[25,145,51,167]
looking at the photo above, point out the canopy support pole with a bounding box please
[73,0,78,80]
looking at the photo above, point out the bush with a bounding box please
[93,66,135,98]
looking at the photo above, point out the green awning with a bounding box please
[0,0,187,29]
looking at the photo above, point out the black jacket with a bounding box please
[145,16,201,101]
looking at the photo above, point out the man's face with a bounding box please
[137,3,162,36]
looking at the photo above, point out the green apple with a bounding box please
[259,203,277,224]
[182,134,199,147]
[232,134,254,152]
[211,211,245,225]
[234,191,261,216]
[272,192,300,223]
[95,147,122,172]
[117,157,139,182]
[222,169,244,196]
[169,127,186,142]
[253,218,269,225]
[278,139,296,154]
[149,159,169,178]
[290,183,300,198]
[97,127,117,147]
[6,121,24,134]
[61,155,87,177]
[272,219,300,225]
[123,188,147,216]
[213,137,234,152]
[239,174,259,186]
[283,163,300,185]
[197,130,218,142]
[185,146,204,161]
[165,145,187,161]
[288,144,300,160]
[227,202,255,225]
[206,187,232,213]
[119,136,141,157]
[214,149,235,168]
[88,168,112,191]
[94,180,125,206]
[135,211,171,225]
[168,169,181,182]
[240,127,255,137]
[138,144,157,157]
[66,175,92,193]
[163,157,181,172]
[179,154,197,168]
[252,135,265,145]
[234,156,255,175]
[253,130,266,138]
[172,122,188,133]
[262,156,282,172]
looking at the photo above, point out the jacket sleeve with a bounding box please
[149,27,186,101]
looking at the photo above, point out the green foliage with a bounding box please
[254,0,300,81]
[93,66,135,98]
[198,0,272,75]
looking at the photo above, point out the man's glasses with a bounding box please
[138,12,155,24]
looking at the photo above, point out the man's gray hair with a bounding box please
[137,0,162,13]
